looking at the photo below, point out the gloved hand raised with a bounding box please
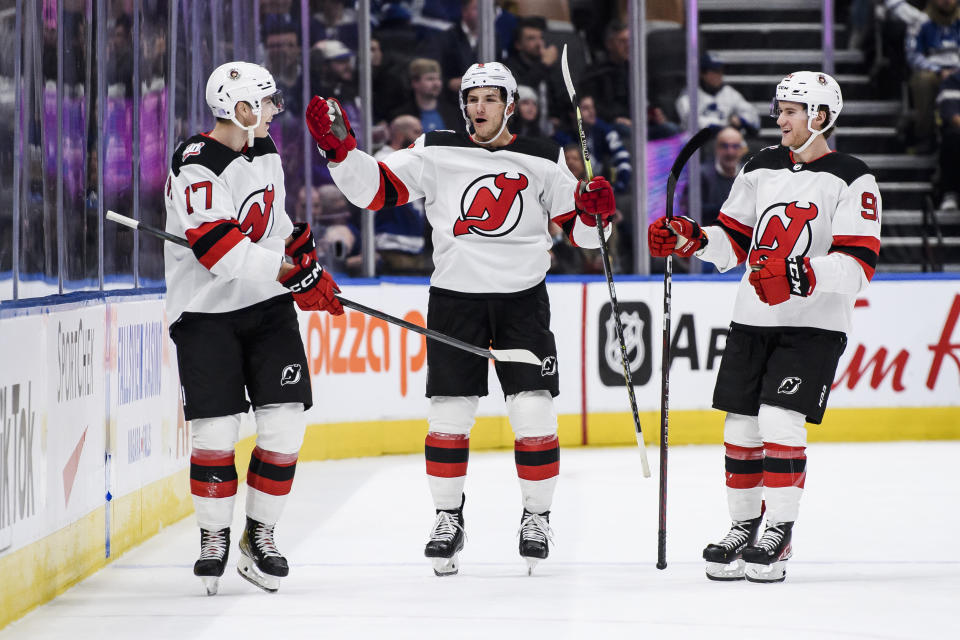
[748,256,816,305]
[279,253,344,315]
[648,215,707,258]
[574,176,616,226]
[305,96,357,163]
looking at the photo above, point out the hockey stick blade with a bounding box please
[560,44,577,102]
[105,211,542,367]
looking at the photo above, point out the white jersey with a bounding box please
[163,133,292,323]
[329,131,609,294]
[697,145,882,334]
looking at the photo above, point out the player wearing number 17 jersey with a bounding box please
[164,61,342,596]
[306,62,616,576]
[649,71,882,582]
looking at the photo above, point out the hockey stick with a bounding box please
[657,126,714,570]
[560,45,650,478]
[105,210,542,366]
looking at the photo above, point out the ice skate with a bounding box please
[743,521,794,583]
[424,496,466,576]
[518,510,554,575]
[702,515,763,581]
[193,527,230,596]
[237,517,289,592]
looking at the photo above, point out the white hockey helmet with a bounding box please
[206,61,285,143]
[770,71,843,152]
[459,62,518,138]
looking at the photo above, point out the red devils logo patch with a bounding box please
[750,201,819,263]
[238,184,277,242]
[454,172,528,237]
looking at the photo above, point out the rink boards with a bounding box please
[1,275,958,627]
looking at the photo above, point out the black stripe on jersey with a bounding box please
[725,457,763,475]
[425,445,470,464]
[379,164,402,207]
[829,243,879,270]
[248,455,297,482]
[515,448,560,467]
[429,280,546,300]
[190,220,241,257]
[246,134,279,159]
[762,457,807,474]
[172,134,237,177]
[743,145,873,185]
[190,463,238,484]
[424,130,560,162]
[717,218,751,255]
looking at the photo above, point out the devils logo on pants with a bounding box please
[238,184,276,242]
[751,201,819,263]
[454,172,528,237]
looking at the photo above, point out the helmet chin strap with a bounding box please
[471,104,511,144]
[790,111,831,154]
[230,107,262,148]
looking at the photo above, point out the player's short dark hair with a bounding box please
[817,105,834,139]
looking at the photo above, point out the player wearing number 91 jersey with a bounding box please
[648,71,881,583]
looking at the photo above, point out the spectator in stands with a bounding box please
[648,101,683,140]
[371,37,409,126]
[937,68,960,208]
[701,126,748,226]
[676,52,759,136]
[373,115,430,274]
[390,58,461,132]
[309,0,357,50]
[582,20,631,127]
[514,85,550,138]
[906,0,960,153]
[555,95,632,194]
[316,183,364,275]
[295,184,323,230]
[311,39,358,103]
[264,21,303,114]
[260,0,298,35]
[423,0,479,101]
[504,16,564,122]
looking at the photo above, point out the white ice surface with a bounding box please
[3,442,958,639]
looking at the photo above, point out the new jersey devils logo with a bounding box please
[750,201,818,263]
[454,172,528,237]
[238,184,276,242]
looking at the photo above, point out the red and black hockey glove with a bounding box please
[305,96,357,163]
[280,253,344,315]
[648,215,707,258]
[574,177,616,226]
[286,222,317,261]
[748,256,817,305]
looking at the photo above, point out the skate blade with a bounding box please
[199,576,221,596]
[525,557,540,576]
[237,554,281,592]
[705,559,745,581]
[430,554,459,577]
[744,560,787,583]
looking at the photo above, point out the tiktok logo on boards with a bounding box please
[0,382,39,531]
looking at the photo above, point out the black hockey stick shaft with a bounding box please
[658,127,714,570]
[105,211,542,366]
[560,46,650,477]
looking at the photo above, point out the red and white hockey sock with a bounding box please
[190,448,238,530]
[724,443,764,521]
[245,446,298,526]
[762,442,806,523]
[515,435,559,513]
[425,432,469,510]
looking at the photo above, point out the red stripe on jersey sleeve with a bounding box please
[830,235,880,281]
[366,162,410,210]
[381,162,409,206]
[185,220,246,270]
[716,212,753,263]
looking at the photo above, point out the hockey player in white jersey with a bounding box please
[649,71,882,582]
[304,62,615,576]
[164,61,343,595]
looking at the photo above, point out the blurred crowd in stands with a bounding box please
[258,0,771,277]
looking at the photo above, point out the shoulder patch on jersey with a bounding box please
[743,145,792,174]
[803,152,874,186]
[423,130,559,161]
[172,133,238,177]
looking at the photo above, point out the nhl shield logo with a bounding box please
[598,301,652,387]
